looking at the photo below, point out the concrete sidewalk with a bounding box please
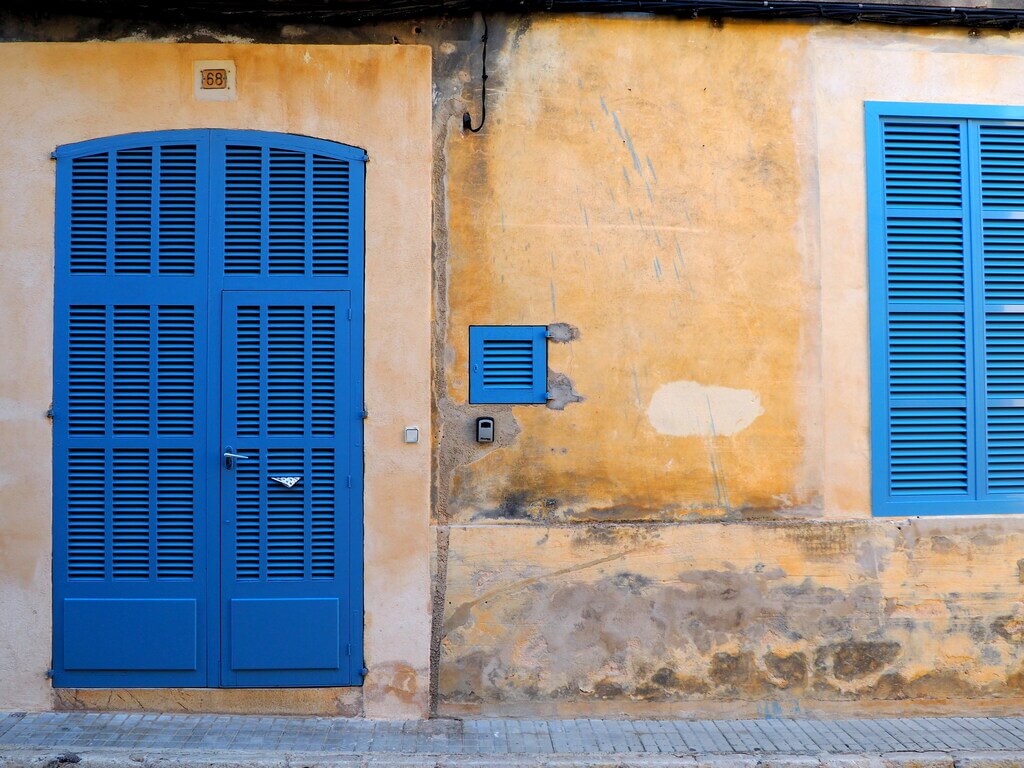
[4,712,1024,767]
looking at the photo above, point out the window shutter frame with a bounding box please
[868,102,1024,516]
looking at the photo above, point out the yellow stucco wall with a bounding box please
[435,18,1024,714]
[0,43,433,717]
[3,17,1024,718]
[441,17,821,523]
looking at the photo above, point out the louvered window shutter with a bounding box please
[872,118,976,512]
[53,135,209,686]
[870,109,1024,515]
[978,123,1024,497]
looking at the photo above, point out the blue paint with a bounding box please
[599,96,609,115]
[866,101,1024,516]
[229,598,341,672]
[64,599,198,672]
[469,326,548,404]
[646,156,658,182]
[53,130,366,687]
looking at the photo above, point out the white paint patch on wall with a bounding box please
[647,381,764,437]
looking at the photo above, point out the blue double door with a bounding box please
[52,130,365,688]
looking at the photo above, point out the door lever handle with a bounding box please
[223,449,250,469]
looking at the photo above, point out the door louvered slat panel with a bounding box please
[221,292,352,686]
[69,146,199,276]
[67,304,198,438]
[54,134,207,687]
[980,123,1024,494]
[880,119,973,499]
[69,155,109,274]
[223,144,352,277]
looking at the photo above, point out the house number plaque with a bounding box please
[193,60,237,101]
[200,69,228,89]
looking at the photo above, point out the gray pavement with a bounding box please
[4,712,1024,766]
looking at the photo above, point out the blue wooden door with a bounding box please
[52,133,212,687]
[219,292,360,686]
[52,130,365,688]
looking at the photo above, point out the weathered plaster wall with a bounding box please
[0,42,432,717]
[440,518,1024,716]
[442,17,822,524]
[435,18,1024,715]
[4,14,1024,718]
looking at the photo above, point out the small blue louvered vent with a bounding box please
[67,304,196,437]
[224,145,351,276]
[68,145,198,275]
[469,326,547,404]
[66,447,196,580]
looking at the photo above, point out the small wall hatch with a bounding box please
[469,325,547,404]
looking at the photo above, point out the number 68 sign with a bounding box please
[201,69,228,89]
[193,60,236,101]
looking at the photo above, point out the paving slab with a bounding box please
[2,713,1024,766]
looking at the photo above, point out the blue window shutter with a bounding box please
[469,326,548,404]
[870,117,976,512]
[53,133,209,686]
[977,122,1024,496]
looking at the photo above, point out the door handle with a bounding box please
[223,448,250,469]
